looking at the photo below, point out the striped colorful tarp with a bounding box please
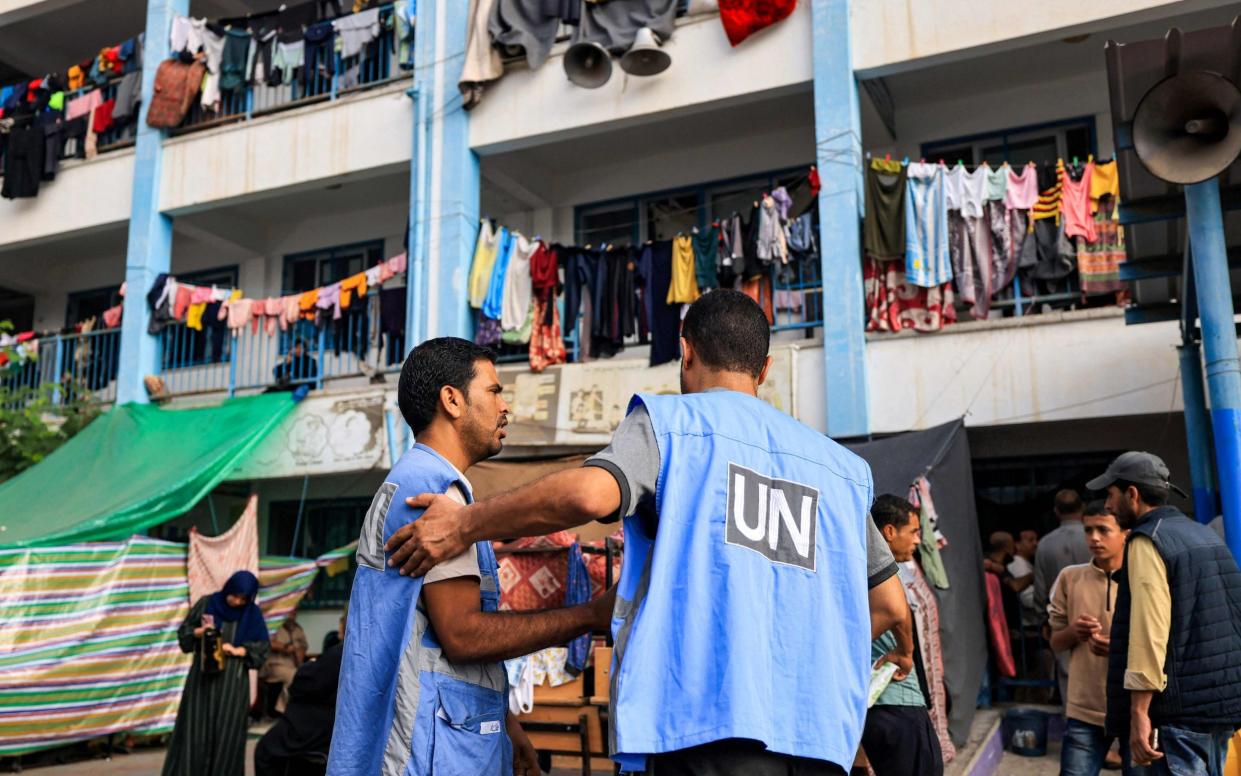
[0,536,355,756]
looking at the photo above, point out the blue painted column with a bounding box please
[1178,341,1217,523]
[116,0,187,404]
[406,0,479,350]
[810,0,869,438]
[1186,178,1241,557]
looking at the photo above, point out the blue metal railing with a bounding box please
[157,302,400,398]
[179,4,403,132]
[0,330,121,408]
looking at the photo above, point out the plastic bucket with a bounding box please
[1005,708,1049,757]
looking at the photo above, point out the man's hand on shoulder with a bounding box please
[385,493,469,577]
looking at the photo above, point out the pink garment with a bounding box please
[1061,162,1097,243]
[226,298,253,330]
[902,562,957,763]
[186,494,260,606]
[250,299,265,334]
[364,264,383,288]
[316,282,343,320]
[65,89,102,120]
[386,252,407,274]
[189,286,214,305]
[1004,164,1039,210]
[281,296,300,330]
[102,304,123,328]
[263,298,280,335]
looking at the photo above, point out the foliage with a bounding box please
[0,364,103,486]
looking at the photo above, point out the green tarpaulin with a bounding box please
[0,393,296,547]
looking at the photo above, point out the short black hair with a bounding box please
[1083,500,1112,517]
[872,494,918,532]
[1054,489,1084,516]
[398,337,496,435]
[1112,479,1169,507]
[682,289,770,378]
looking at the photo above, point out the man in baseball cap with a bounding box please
[1091,452,1241,774]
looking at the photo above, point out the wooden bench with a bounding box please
[519,646,614,775]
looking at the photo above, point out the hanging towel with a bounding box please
[904,162,951,288]
[334,8,382,58]
[1004,163,1039,211]
[501,235,537,331]
[187,494,260,607]
[865,158,907,261]
[468,220,501,309]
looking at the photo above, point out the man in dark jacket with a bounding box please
[1090,452,1241,775]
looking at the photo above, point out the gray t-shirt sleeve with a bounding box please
[867,517,898,589]
[583,404,660,524]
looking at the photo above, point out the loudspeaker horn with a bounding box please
[564,40,613,89]
[620,27,671,77]
[1132,69,1241,184]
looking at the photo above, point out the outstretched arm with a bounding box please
[422,576,615,663]
[387,467,621,577]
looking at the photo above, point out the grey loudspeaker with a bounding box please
[620,27,671,77]
[1132,70,1241,185]
[564,40,613,89]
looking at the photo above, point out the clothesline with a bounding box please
[146,251,407,337]
[574,169,817,238]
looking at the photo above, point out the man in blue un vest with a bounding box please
[388,290,913,774]
[328,338,615,776]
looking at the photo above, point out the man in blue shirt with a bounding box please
[328,338,615,776]
[387,291,911,774]
[862,494,942,776]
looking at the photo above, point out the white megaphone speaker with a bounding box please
[1132,70,1241,184]
[620,27,671,77]
[564,40,613,89]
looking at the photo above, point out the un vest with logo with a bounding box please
[328,444,510,776]
[1105,506,1241,737]
[608,391,873,772]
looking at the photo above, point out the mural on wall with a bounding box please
[497,348,794,448]
[230,391,386,479]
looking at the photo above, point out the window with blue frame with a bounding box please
[572,166,822,339]
[281,239,385,365]
[159,265,241,369]
[267,497,370,609]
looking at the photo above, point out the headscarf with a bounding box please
[203,570,269,645]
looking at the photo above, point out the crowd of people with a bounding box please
[152,289,1241,776]
[984,460,1241,775]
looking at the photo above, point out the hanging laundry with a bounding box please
[170,15,208,54]
[218,28,253,93]
[666,235,700,304]
[1089,159,1120,214]
[66,65,85,91]
[113,71,142,121]
[692,226,720,291]
[501,235,537,332]
[302,22,336,92]
[1060,159,1097,243]
[1077,205,1126,294]
[468,220,502,309]
[489,0,563,69]
[271,41,305,85]
[334,8,382,58]
[529,296,566,373]
[949,211,994,320]
[865,158,907,261]
[904,162,951,288]
[639,240,681,367]
[186,303,207,331]
[944,162,988,219]
[755,194,788,265]
[1003,163,1039,211]
[394,0,415,70]
[1030,163,1063,222]
[863,256,956,334]
[146,58,207,128]
[102,304,123,329]
[718,0,797,47]
[984,165,1008,201]
[460,0,502,109]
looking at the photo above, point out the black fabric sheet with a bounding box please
[848,419,987,748]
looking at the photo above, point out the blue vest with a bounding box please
[1105,506,1241,736]
[328,444,511,776]
[609,392,873,772]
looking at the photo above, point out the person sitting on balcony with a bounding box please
[271,338,318,390]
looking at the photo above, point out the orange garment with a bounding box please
[1089,159,1120,213]
[740,275,775,324]
[66,66,85,90]
[666,235,700,304]
[340,272,368,310]
[298,289,319,319]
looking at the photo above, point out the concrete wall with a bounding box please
[792,310,1183,436]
